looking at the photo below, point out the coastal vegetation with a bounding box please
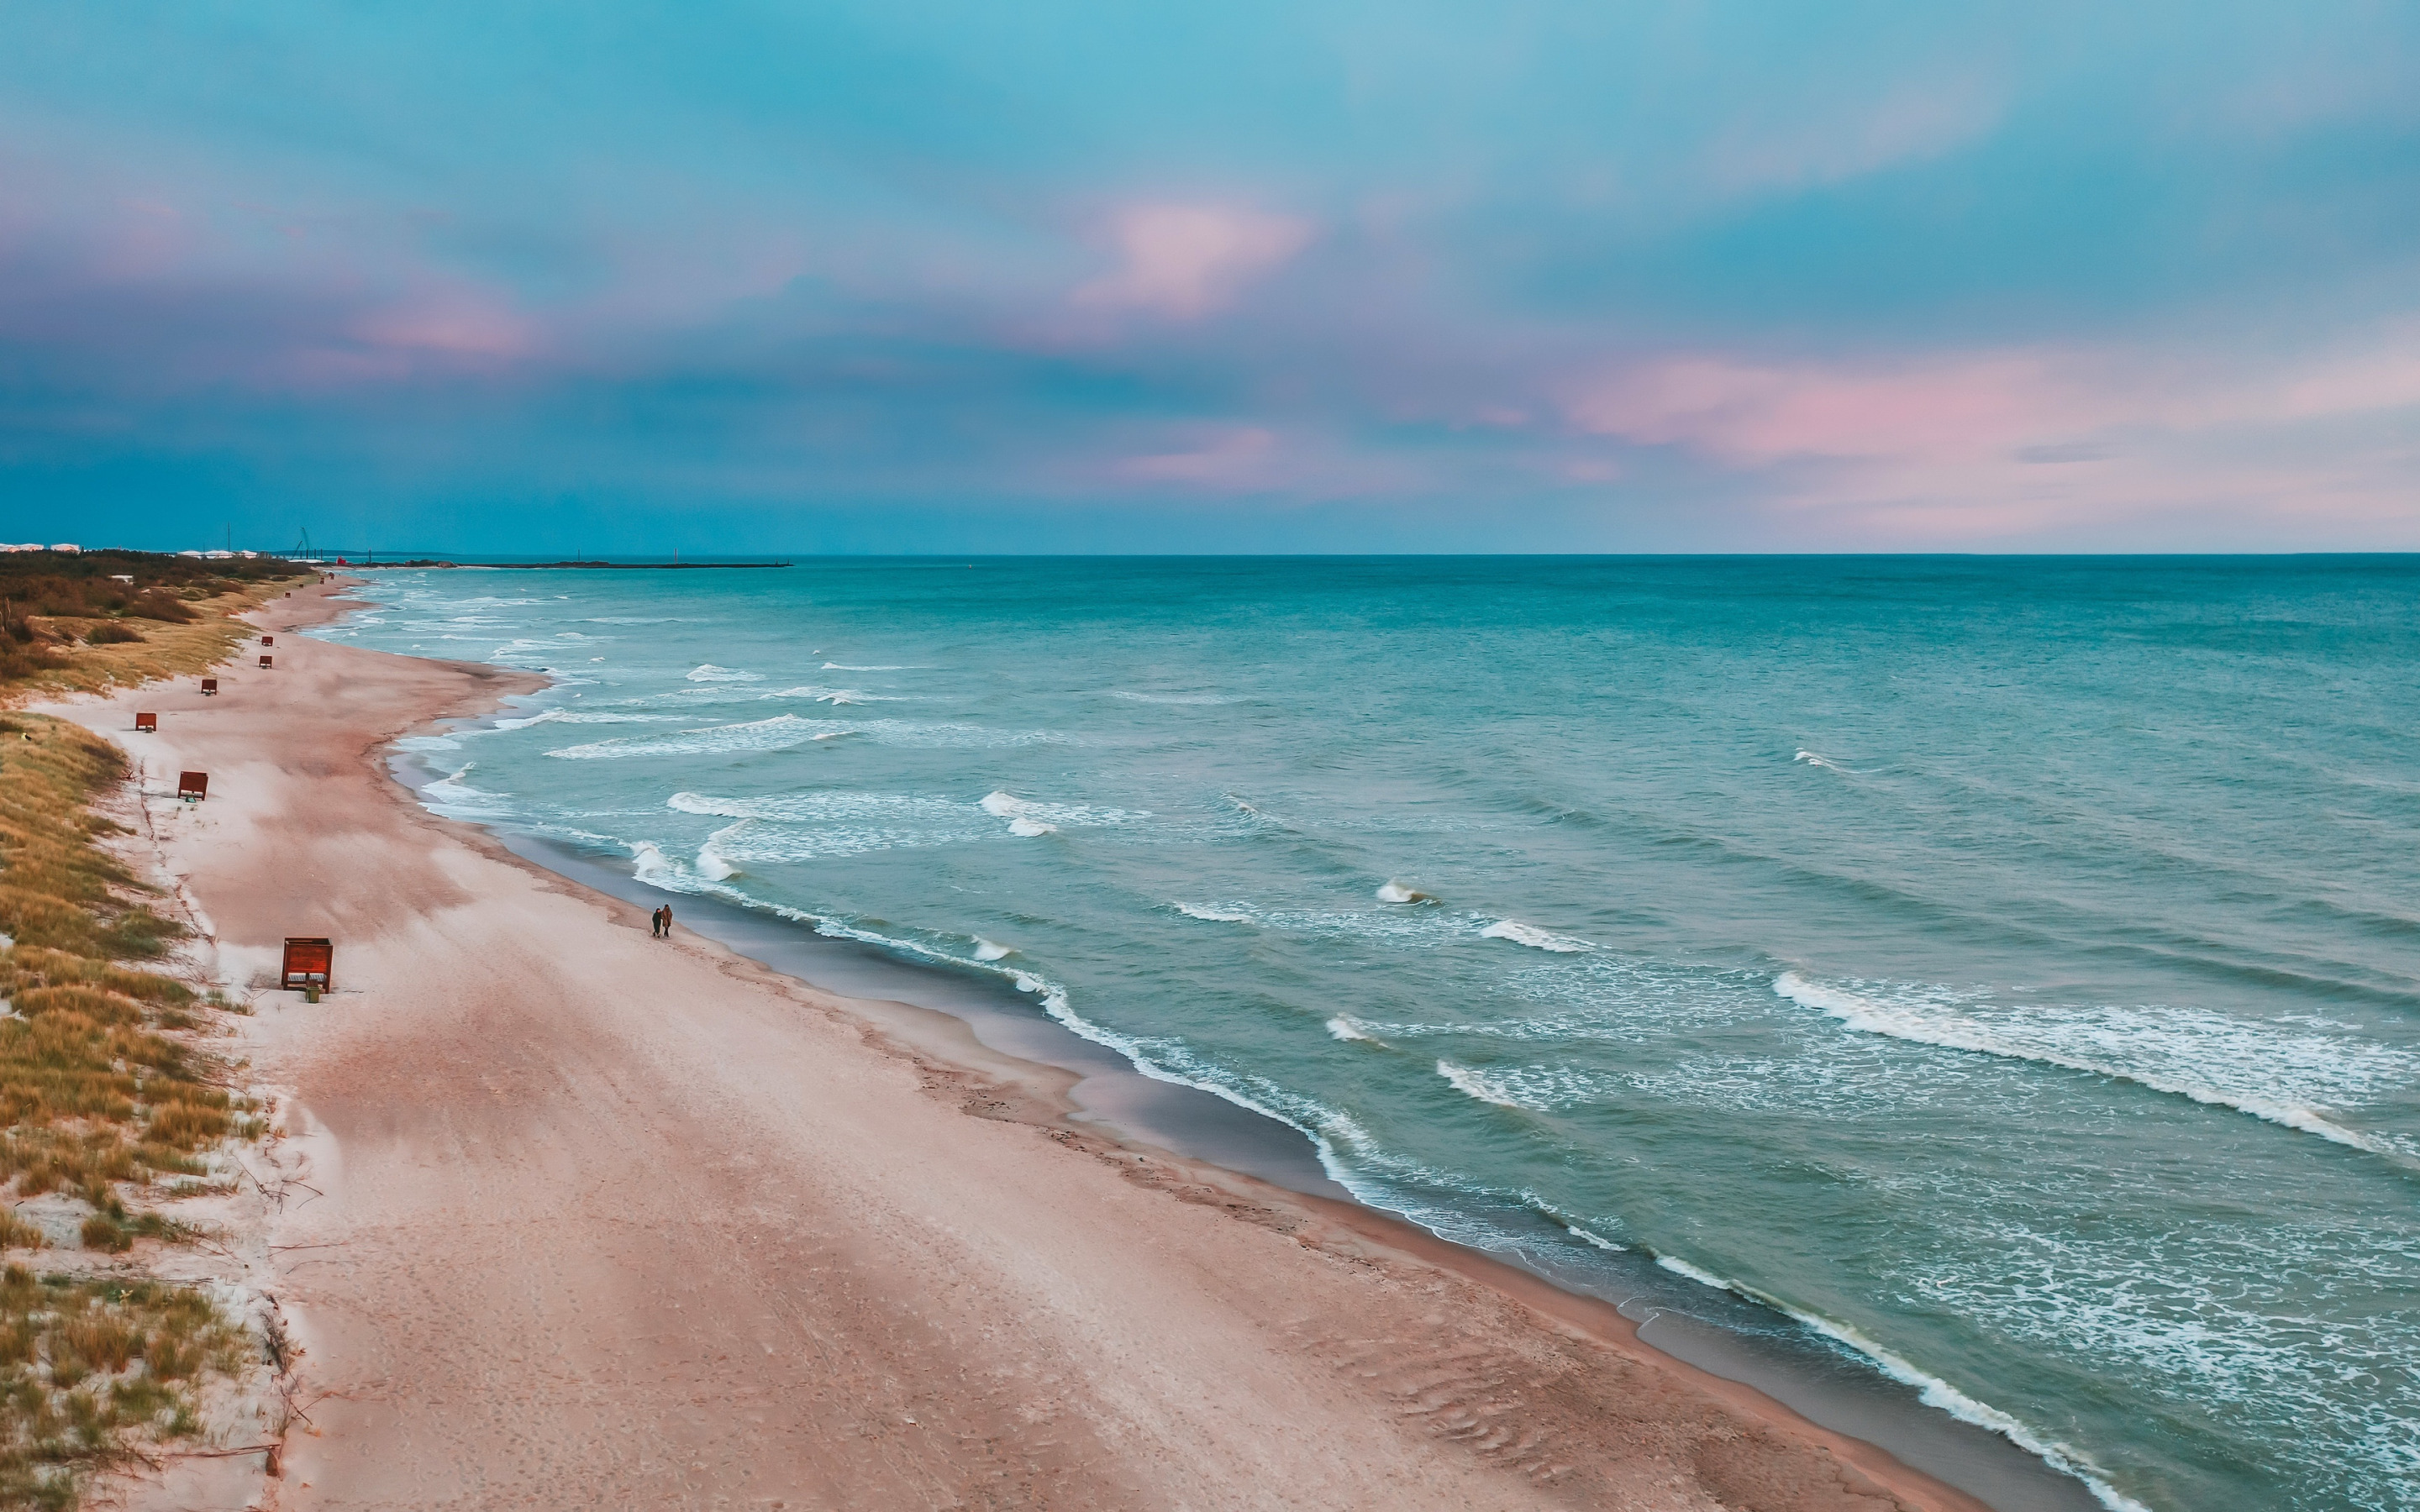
[0,700,269,1502]
[0,550,304,700]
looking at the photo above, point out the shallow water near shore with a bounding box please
[318,556,2420,1512]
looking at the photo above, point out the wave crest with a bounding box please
[1481,919,1595,953]
[1773,971,2415,1158]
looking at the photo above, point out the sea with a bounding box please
[308,556,2419,1512]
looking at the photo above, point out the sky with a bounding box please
[3,0,2418,554]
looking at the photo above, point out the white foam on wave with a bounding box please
[1173,901,1253,923]
[418,764,513,819]
[973,938,1013,962]
[1649,1252,2149,1512]
[628,838,679,881]
[549,715,827,760]
[981,790,1148,832]
[1376,879,1435,904]
[1773,970,2416,1158]
[1107,690,1243,705]
[760,685,910,705]
[687,664,760,682]
[1437,1059,1523,1107]
[822,662,926,671]
[1480,919,1596,953]
[695,822,743,881]
[492,707,682,730]
[1793,748,1853,772]
[1327,1016,1377,1042]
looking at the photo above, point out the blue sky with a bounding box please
[4,1,2417,553]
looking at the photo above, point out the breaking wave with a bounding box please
[1773,971,2415,1158]
[1173,901,1254,923]
[1480,919,1596,953]
[1376,879,1435,904]
[1648,1252,2149,1512]
[1437,1060,1524,1107]
[550,717,1067,758]
[686,664,760,682]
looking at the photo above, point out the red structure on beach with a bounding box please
[134,711,156,732]
[177,771,208,801]
[258,654,273,669]
[261,635,275,646]
[200,677,218,695]
[281,937,334,995]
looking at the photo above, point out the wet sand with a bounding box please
[55,580,1995,1511]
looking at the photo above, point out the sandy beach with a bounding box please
[49,579,1992,1511]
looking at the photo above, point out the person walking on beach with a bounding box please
[651,904,671,938]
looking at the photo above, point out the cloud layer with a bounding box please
[3,0,2418,551]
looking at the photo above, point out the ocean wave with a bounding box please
[1328,1016,1378,1042]
[696,822,743,881]
[1173,901,1253,923]
[394,733,462,753]
[822,662,927,670]
[760,685,912,704]
[1437,1060,1524,1107]
[418,763,513,819]
[980,791,1149,831]
[1434,1059,1618,1110]
[1376,879,1436,904]
[548,715,829,760]
[1773,971,2418,1158]
[491,707,685,730]
[1647,1252,2149,1512]
[973,938,1013,962]
[554,716,1067,759]
[1480,919,1597,953]
[669,790,971,823]
[687,664,761,682]
[1106,690,1244,705]
[660,790,1026,860]
[1794,749,1853,773]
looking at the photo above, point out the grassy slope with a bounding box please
[0,588,292,1504]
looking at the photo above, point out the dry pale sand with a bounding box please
[54,580,1992,1512]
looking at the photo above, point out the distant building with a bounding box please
[48,543,80,553]
[0,543,42,553]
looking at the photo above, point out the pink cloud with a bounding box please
[353,294,534,359]
[1562,332,2420,544]
[1076,203,1313,319]
[1115,426,1279,486]
[1567,353,2080,465]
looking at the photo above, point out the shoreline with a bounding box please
[429,784,2107,1512]
[53,577,2045,1510]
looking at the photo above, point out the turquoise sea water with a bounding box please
[314,558,2420,1511]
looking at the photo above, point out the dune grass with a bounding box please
[0,1268,250,1509]
[0,715,264,1505]
[0,549,309,706]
